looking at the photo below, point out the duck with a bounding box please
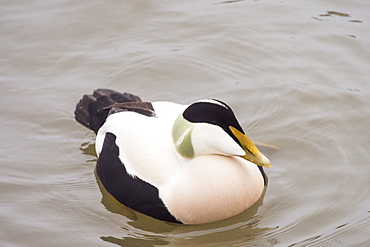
[74,89,271,224]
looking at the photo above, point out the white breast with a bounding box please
[159,155,264,224]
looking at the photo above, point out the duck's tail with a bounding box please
[74,89,142,134]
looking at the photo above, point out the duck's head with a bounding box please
[172,99,270,168]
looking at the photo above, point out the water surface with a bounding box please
[1,0,370,246]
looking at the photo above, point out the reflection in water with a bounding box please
[101,235,170,247]
[320,11,350,17]
[314,10,363,24]
[217,0,245,5]
[79,142,97,162]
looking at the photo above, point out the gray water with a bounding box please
[1,0,370,246]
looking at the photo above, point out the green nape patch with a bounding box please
[172,115,194,158]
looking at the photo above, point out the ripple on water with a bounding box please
[252,85,370,246]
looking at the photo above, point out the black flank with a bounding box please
[96,132,181,223]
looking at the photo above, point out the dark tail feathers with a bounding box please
[74,89,142,134]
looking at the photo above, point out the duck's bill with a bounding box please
[229,126,271,168]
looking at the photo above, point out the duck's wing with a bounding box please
[75,88,149,134]
[96,132,181,223]
[103,102,155,117]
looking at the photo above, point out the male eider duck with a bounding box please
[75,89,270,224]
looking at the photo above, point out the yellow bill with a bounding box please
[229,126,271,168]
